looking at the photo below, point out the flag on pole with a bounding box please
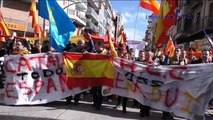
[29,0,39,34]
[139,0,160,14]
[0,10,11,36]
[38,0,76,52]
[165,37,175,57]
[204,30,213,48]
[155,0,177,48]
[108,31,118,57]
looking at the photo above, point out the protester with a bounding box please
[65,39,88,105]
[113,52,129,113]
[91,39,110,110]
[139,50,154,117]
[0,37,7,57]
[31,40,42,53]
[13,39,30,55]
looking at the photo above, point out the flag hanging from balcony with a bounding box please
[165,37,175,57]
[139,0,160,14]
[29,0,39,34]
[0,10,11,36]
[204,30,213,48]
[38,0,76,52]
[155,0,178,48]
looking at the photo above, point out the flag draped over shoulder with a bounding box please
[0,10,11,36]
[140,0,160,14]
[38,0,76,52]
[63,53,114,88]
[165,37,175,57]
[155,0,177,48]
[29,0,39,34]
[108,31,118,57]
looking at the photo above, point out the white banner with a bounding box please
[3,53,89,105]
[112,57,213,120]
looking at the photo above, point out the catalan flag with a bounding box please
[140,0,160,14]
[0,10,11,36]
[155,0,177,48]
[63,53,114,88]
[38,0,76,52]
[29,0,39,34]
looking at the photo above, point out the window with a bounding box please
[209,3,213,26]
[210,3,213,16]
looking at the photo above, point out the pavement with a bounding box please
[0,94,212,120]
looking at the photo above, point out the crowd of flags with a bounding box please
[0,0,212,54]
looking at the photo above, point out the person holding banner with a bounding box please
[91,40,110,110]
[169,48,182,65]
[113,52,129,113]
[191,49,212,64]
[13,40,30,55]
[65,39,88,105]
[139,50,154,117]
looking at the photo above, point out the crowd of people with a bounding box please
[0,34,213,120]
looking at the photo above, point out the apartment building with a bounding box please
[0,0,116,38]
[174,0,213,49]
[146,14,158,49]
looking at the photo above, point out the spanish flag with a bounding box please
[63,53,114,88]
[0,10,11,36]
[165,37,175,57]
[155,0,177,48]
[140,0,160,14]
[29,0,39,34]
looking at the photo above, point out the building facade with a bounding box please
[0,0,116,38]
[174,0,213,49]
[0,0,46,36]
[146,14,158,49]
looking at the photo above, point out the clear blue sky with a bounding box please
[111,0,152,41]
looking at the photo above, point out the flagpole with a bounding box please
[23,16,30,37]
[134,2,140,41]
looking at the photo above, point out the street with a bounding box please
[0,96,212,120]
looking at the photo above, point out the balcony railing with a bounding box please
[67,9,86,23]
[86,22,99,32]
[88,0,99,9]
[86,7,99,22]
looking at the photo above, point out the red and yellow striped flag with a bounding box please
[63,53,114,88]
[155,0,177,47]
[165,37,175,57]
[108,31,118,57]
[0,10,11,36]
[29,0,39,34]
[140,0,160,14]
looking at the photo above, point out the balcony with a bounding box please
[85,22,99,33]
[75,1,87,11]
[88,0,99,10]
[86,7,99,22]
[106,8,112,18]
[67,9,86,27]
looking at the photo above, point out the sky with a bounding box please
[111,0,152,41]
